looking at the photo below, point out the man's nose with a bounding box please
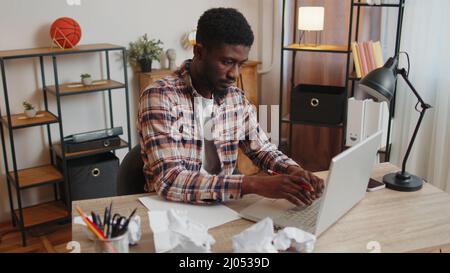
[227,64,240,80]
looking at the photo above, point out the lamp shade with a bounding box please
[298,7,325,31]
[359,57,398,103]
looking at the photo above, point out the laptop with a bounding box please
[240,131,382,237]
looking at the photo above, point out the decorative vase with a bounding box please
[82,77,92,85]
[166,49,177,71]
[24,109,37,118]
[139,58,152,73]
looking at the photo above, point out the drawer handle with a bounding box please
[310,98,320,107]
[103,139,111,147]
[91,168,101,177]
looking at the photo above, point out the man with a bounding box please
[138,8,324,207]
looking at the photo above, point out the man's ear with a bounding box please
[193,43,204,61]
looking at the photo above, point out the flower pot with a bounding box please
[24,109,37,118]
[139,59,153,73]
[82,77,93,85]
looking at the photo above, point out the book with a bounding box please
[373,41,384,68]
[358,42,369,77]
[367,41,377,72]
[351,42,362,78]
[363,42,374,73]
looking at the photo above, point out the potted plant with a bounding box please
[127,34,164,72]
[81,73,92,85]
[23,101,37,118]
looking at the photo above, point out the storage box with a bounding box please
[58,152,119,202]
[291,84,347,125]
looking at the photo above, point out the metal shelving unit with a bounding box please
[279,0,405,163]
[349,0,406,161]
[0,43,132,246]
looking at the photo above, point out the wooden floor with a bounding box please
[0,221,71,253]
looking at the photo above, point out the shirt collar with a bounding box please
[177,59,227,105]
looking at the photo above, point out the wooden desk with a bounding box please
[72,163,450,253]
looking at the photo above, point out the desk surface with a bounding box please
[72,163,450,253]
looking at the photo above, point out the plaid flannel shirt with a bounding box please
[137,59,299,204]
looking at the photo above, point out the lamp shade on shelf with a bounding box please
[298,7,325,31]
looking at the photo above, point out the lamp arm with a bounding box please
[398,70,432,175]
[398,69,431,108]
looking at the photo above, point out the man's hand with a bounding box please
[287,166,325,199]
[242,175,316,207]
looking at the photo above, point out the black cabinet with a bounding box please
[59,153,119,201]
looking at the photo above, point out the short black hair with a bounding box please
[196,8,254,48]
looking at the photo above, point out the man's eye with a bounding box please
[223,60,234,65]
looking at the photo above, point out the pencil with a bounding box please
[76,206,106,239]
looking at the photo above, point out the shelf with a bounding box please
[281,114,343,127]
[292,121,344,128]
[2,111,58,129]
[348,71,362,81]
[8,165,64,189]
[53,138,128,160]
[14,201,68,228]
[284,44,350,54]
[0,43,124,60]
[353,2,402,8]
[0,42,131,246]
[46,80,125,96]
[281,114,344,128]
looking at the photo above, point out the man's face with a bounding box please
[196,43,250,92]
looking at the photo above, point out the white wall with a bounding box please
[0,0,277,223]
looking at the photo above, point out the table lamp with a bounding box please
[298,6,325,47]
[359,54,432,192]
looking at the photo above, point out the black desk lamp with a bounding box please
[359,54,432,192]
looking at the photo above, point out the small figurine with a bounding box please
[166,49,177,71]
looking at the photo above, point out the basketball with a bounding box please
[50,17,82,48]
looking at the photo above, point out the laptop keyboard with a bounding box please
[275,199,322,233]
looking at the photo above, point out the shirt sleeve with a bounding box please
[239,96,300,173]
[138,87,244,204]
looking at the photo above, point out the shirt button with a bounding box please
[250,140,260,150]
[179,126,183,133]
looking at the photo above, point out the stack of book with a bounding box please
[351,41,384,79]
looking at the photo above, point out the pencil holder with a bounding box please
[94,230,129,253]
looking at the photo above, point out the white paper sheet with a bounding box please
[139,196,240,229]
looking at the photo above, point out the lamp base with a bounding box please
[383,171,423,192]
